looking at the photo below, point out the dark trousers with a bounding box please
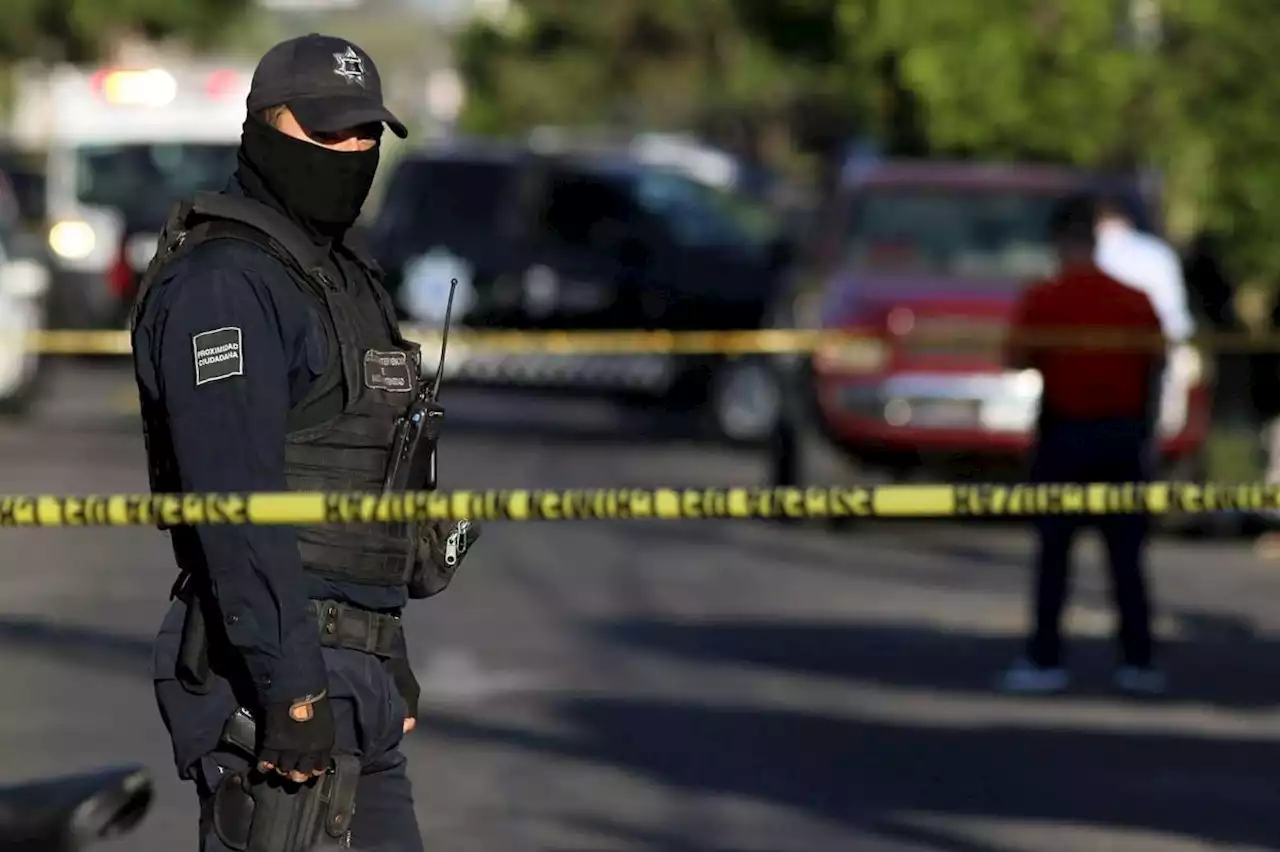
[1026,418,1156,668]
[151,599,423,852]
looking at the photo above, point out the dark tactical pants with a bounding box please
[1026,417,1157,668]
[152,598,424,852]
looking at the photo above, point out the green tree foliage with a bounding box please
[1155,0,1280,281]
[457,0,1280,280]
[456,0,803,156]
[0,0,254,64]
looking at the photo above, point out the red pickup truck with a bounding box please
[768,160,1212,485]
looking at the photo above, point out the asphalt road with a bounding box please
[1,361,1279,852]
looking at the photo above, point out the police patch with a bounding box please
[192,327,243,386]
[363,350,414,393]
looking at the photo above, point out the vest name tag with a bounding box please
[192,327,243,386]
[363,350,414,393]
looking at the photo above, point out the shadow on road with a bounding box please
[0,616,151,677]
[421,690,1276,849]
[557,813,1048,852]
[557,813,1035,852]
[612,520,1033,594]
[593,612,1280,708]
[551,816,795,852]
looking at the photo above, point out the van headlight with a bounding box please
[48,220,97,260]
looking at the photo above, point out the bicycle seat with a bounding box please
[0,764,153,852]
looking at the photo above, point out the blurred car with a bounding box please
[367,139,795,443]
[767,159,1212,485]
[0,170,52,415]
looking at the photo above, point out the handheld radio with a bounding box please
[383,278,459,493]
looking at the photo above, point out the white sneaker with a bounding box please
[996,659,1069,694]
[1115,665,1167,696]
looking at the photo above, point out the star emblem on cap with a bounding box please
[333,46,365,86]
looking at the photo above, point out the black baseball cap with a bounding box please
[247,33,408,139]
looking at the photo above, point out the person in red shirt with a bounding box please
[997,192,1167,697]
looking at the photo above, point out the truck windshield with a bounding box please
[844,189,1063,280]
[626,168,777,249]
[74,143,239,231]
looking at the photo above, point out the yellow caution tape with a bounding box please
[6,326,1276,356]
[19,330,133,355]
[11,328,830,356]
[0,483,1272,527]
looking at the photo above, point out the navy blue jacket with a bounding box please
[133,179,407,705]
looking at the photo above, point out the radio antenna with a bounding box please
[428,278,459,401]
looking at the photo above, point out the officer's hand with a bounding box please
[386,657,420,733]
[257,691,335,784]
[409,518,481,598]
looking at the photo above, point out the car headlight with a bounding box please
[815,335,887,373]
[48,220,97,260]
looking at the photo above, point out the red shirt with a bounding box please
[1008,263,1164,420]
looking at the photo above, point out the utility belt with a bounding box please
[309,599,404,659]
[174,572,405,695]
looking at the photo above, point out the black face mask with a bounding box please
[236,113,379,240]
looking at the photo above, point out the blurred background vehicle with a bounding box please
[368,133,799,444]
[767,158,1212,486]
[0,168,52,416]
[5,59,252,330]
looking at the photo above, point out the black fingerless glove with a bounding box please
[257,691,335,777]
[409,518,481,598]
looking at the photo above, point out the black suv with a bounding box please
[367,140,795,443]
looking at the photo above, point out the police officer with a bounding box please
[130,34,478,852]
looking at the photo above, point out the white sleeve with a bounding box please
[1160,245,1195,341]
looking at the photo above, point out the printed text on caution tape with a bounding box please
[0,484,1276,527]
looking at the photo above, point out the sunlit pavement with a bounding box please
[0,361,1276,851]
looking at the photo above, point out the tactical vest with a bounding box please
[131,191,423,587]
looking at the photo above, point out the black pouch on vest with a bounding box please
[408,518,481,599]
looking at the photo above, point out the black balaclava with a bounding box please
[235,112,379,243]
